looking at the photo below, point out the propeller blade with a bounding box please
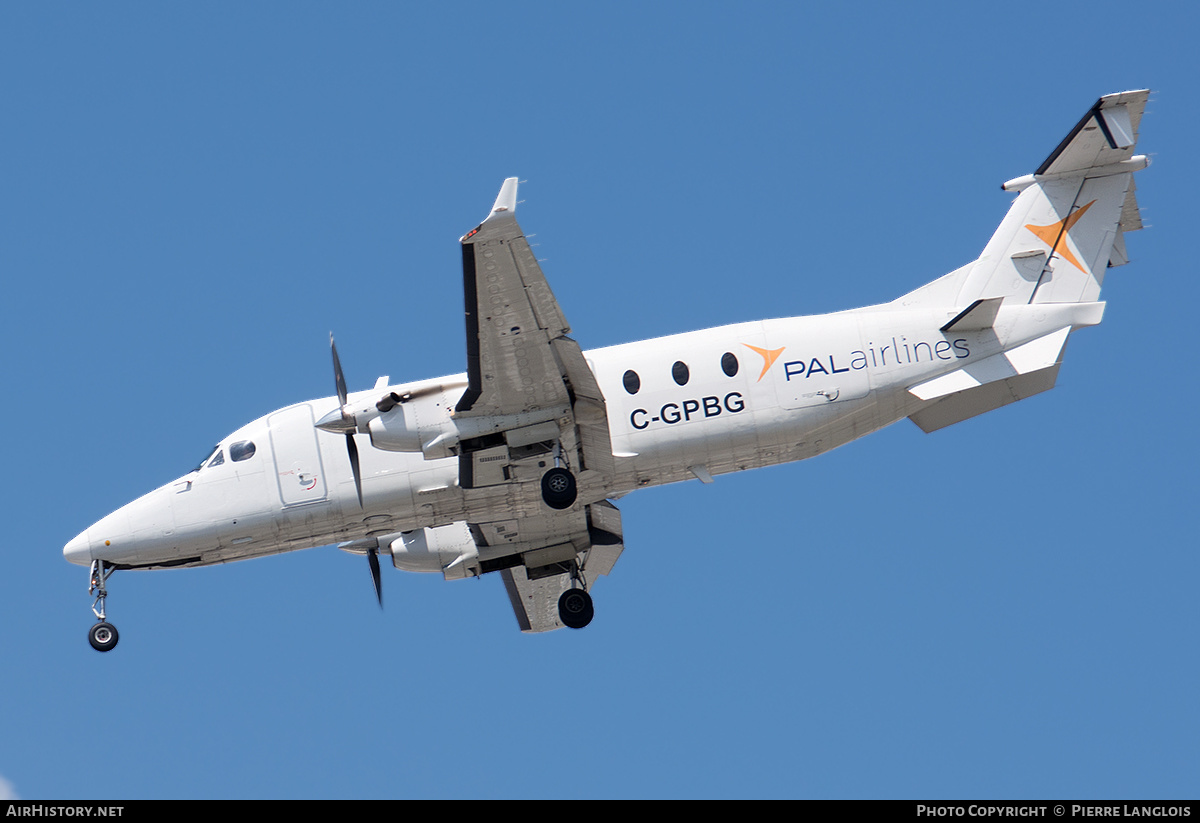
[344,431,363,508]
[329,334,364,508]
[330,333,348,408]
[368,547,382,607]
[367,551,381,609]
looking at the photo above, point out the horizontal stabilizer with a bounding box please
[1037,90,1149,176]
[941,297,1004,332]
[909,327,1070,402]
[908,365,1060,433]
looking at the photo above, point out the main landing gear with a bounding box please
[540,467,577,510]
[557,561,593,629]
[540,442,578,511]
[86,560,119,652]
[557,587,593,629]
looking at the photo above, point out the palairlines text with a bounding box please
[785,337,970,379]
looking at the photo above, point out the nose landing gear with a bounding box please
[89,621,119,652]
[86,560,119,653]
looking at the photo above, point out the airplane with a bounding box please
[65,90,1151,651]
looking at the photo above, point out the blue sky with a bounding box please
[3,2,1198,799]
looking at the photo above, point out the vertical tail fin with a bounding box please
[954,90,1150,307]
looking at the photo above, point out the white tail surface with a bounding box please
[956,90,1149,307]
[897,91,1149,311]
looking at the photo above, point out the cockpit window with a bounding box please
[207,449,225,468]
[196,445,220,472]
[230,441,256,462]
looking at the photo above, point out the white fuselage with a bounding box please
[63,297,1095,575]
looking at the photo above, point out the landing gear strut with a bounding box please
[87,560,119,653]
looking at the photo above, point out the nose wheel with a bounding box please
[89,621,119,652]
[86,560,119,653]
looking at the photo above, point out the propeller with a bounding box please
[325,336,380,606]
[368,546,382,607]
[338,537,385,609]
[323,334,364,509]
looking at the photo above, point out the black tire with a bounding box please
[558,588,594,629]
[541,467,577,510]
[88,621,119,652]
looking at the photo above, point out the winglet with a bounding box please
[461,177,520,242]
[487,177,519,221]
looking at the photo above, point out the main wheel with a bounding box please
[541,467,577,510]
[88,621,119,653]
[558,588,594,629]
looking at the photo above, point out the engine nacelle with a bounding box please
[369,393,571,462]
[367,388,459,459]
[389,522,478,580]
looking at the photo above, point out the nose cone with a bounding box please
[64,530,92,566]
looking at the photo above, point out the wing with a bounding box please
[492,500,625,633]
[454,180,623,632]
[455,178,615,480]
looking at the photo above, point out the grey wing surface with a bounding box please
[454,179,622,632]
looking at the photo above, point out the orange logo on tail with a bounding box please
[1024,199,1096,273]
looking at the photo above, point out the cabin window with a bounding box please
[230,441,256,462]
[721,352,739,377]
[672,360,690,386]
[623,369,641,395]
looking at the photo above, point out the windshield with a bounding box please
[195,445,220,473]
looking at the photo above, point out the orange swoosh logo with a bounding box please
[1024,199,1095,273]
[743,344,785,381]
